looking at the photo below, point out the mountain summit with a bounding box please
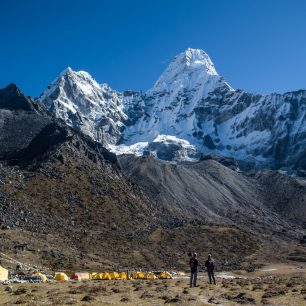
[40,66,128,145]
[39,48,306,174]
[149,48,224,94]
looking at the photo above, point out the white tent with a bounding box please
[0,265,8,281]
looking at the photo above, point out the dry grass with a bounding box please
[0,265,305,305]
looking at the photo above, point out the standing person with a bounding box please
[205,254,216,285]
[189,253,199,288]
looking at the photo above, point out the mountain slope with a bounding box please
[118,155,306,231]
[0,85,265,271]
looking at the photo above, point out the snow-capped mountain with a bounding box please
[123,48,233,144]
[39,67,131,145]
[39,48,306,173]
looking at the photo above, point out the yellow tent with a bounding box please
[0,265,8,281]
[109,272,120,280]
[92,273,102,280]
[119,272,126,279]
[132,271,145,279]
[89,273,96,279]
[54,272,69,281]
[102,272,111,280]
[159,271,172,279]
[119,272,130,280]
[144,272,157,279]
[92,272,111,280]
[32,272,47,282]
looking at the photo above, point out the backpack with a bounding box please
[190,257,198,269]
[206,259,214,271]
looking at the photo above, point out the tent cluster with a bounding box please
[0,265,173,283]
[52,271,173,281]
[92,272,131,280]
[132,271,162,279]
[90,271,172,280]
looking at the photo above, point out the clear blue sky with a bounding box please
[1,0,306,97]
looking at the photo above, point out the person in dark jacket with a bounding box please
[205,254,216,284]
[189,252,199,288]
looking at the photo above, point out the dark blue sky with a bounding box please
[1,0,306,97]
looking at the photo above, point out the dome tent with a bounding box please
[109,272,120,280]
[32,272,47,282]
[92,272,111,280]
[144,272,157,279]
[132,271,145,279]
[54,272,69,281]
[119,272,131,280]
[71,272,90,280]
[0,265,8,281]
[159,271,172,279]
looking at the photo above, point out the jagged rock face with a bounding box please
[0,84,52,159]
[192,89,306,171]
[39,49,306,172]
[0,83,35,111]
[39,68,138,145]
[200,153,239,171]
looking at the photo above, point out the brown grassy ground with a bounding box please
[0,223,261,272]
[1,263,305,305]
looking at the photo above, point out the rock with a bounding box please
[4,286,13,293]
[140,290,154,299]
[222,292,255,304]
[208,297,220,304]
[120,297,129,302]
[81,295,94,302]
[261,298,269,304]
[165,297,181,303]
[200,153,239,170]
[262,290,286,298]
[14,287,27,295]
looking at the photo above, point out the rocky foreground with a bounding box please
[1,264,305,305]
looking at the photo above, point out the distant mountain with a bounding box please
[39,67,130,145]
[39,48,306,174]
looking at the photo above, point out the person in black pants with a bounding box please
[189,253,199,288]
[205,254,216,285]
